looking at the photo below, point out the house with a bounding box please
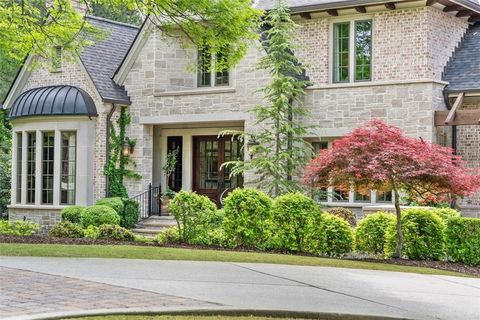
[3,0,480,231]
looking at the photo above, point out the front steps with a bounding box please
[132,215,177,239]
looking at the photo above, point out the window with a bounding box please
[26,132,36,204]
[16,133,22,203]
[311,141,329,201]
[332,189,349,202]
[197,48,229,87]
[377,191,393,203]
[51,46,62,72]
[42,132,55,204]
[355,191,371,202]
[333,19,372,83]
[60,132,76,205]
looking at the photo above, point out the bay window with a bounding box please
[16,132,22,203]
[26,132,36,204]
[333,19,372,83]
[60,132,76,205]
[42,132,55,204]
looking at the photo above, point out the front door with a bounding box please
[193,136,243,205]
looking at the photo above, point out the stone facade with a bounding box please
[8,207,61,234]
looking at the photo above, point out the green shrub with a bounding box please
[304,213,353,257]
[121,198,139,229]
[80,205,120,227]
[327,207,356,226]
[271,192,322,252]
[49,222,84,238]
[190,210,227,247]
[445,217,480,266]
[96,197,124,214]
[355,211,395,254]
[155,227,180,246]
[432,208,461,224]
[384,209,444,260]
[98,224,135,241]
[60,206,85,224]
[169,190,217,243]
[83,225,100,240]
[222,188,273,249]
[0,220,40,236]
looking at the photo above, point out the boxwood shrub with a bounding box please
[327,207,356,227]
[96,197,124,215]
[304,213,353,257]
[60,206,85,224]
[222,188,273,249]
[0,220,40,236]
[445,217,480,266]
[97,224,135,241]
[49,221,84,238]
[121,198,139,229]
[355,211,395,254]
[432,208,461,224]
[384,208,444,260]
[272,192,322,252]
[169,190,217,243]
[80,205,120,227]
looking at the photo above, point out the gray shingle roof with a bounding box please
[81,16,139,105]
[443,23,480,93]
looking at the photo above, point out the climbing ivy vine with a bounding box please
[105,106,140,197]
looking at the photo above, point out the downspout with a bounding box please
[105,103,117,197]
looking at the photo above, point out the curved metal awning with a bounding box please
[8,85,98,120]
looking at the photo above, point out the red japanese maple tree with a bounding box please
[304,119,480,258]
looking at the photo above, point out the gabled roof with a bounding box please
[81,16,139,105]
[443,23,480,93]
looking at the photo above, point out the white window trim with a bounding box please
[328,15,374,84]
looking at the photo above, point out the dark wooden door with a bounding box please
[193,136,243,205]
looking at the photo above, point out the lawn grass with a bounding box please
[0,242,467,277]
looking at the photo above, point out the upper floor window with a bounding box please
[197,48,229,87]
[333,20,372,83]
[51,46,62,72]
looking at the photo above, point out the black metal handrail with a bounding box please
[130,184,162,220]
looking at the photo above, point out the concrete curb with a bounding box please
[4,307,419,320]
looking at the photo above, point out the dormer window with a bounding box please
[197,48,229,87]
[332,20,372,83]
[51,46,62,72]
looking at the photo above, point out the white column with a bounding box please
[21,132,27,204]
[53,130,61,206]
[34,130,42,205]
[183,133,193,191]
[371,190,377,204]
[11,132,18,205]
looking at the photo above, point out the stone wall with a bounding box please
[9,207,61,234]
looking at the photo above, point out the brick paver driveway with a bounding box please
[0,266,217,319]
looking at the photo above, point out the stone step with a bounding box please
[132,227,169,238]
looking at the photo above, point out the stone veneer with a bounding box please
[8,207,62,234]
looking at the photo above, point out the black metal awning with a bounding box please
[8,85,98,120]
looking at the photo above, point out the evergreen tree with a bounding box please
[223,1,314,197]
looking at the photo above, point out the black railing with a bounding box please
[130,184,162,220]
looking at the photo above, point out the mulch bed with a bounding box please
[1,235,478,277]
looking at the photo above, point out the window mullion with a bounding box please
[53,130,61,206]
[350,22,355,83]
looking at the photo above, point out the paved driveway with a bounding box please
[0,256,479,320]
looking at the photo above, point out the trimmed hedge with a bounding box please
[80,205,121,227]
[0,220,40,236]
[60,206,85,224]
[96,198,124,215]
[222,188,273,249]
[97,224,135,241]
[355,211,395,255]
[432,208,461,224]
[305,213,353,257]
[49,222,84,238]
[327,207,356,227]
[272,192,322,252]
[385,209,444,260]
[121,198,139,229]
[445,217,480,266]
[169,190,217,243]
